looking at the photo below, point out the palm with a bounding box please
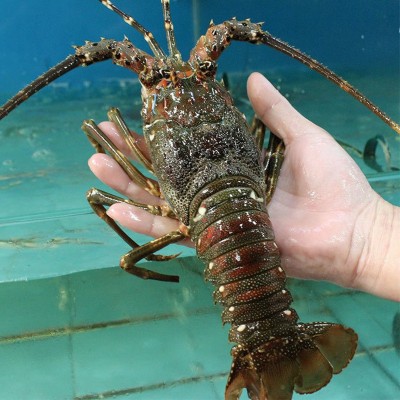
[267,130,376,284]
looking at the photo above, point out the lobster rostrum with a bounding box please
[1,1,400,399]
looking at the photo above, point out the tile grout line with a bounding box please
[73,371,228,400]
[0,306,216,345]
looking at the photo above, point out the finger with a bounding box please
[88,153,164,205]
[98,121,150,161]
[247,72,322,144]
[107,203,194,248]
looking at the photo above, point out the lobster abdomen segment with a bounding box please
[191,184,294,335]
[190,183,357,400]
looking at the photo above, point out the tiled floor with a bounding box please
[0,258,399,400]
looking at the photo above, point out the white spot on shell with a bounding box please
[282,289,287,294]
[250,190,264,202]
[219,285,225,293]
[278,267,283,273]
[229,306,235,312]
[283,309,292,316]
[193,206,207,222]
[198,206,207,215]
[149,133,155,141]
[208,262,214,270]
[237,324,246,332]
[192,214,202,222]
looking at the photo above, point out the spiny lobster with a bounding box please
[1,1,399,399]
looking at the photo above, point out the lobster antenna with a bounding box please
[99,0,166,58]
[0,56,81,119]
[162,0,182,61]
[261,33,400,134]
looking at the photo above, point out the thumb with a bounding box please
[247,72,321,144]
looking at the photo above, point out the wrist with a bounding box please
[351,196,400,301]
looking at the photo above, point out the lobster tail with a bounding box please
[190,181,357,400]
[225,322,357,400]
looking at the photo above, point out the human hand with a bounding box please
[88,72,399,301]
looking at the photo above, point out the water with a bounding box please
[0,1,399,399]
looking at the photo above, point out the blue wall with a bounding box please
[0,0,398,93]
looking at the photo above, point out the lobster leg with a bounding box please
[83,114,185,281]
[263,133,285,204]
[249,116,285,204]
[87,187,178,259]
[120,230,186,282]
[82,118,164,199]
[87,187,186,282]
[107,107,155,175]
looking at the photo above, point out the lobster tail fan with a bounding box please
[225,323,358,400]
[309,323,358,373]
[225,350,267,400]
[256,357,299,400]
[225,337,300,400]
[294,323,358,394]
[294,346,333,394]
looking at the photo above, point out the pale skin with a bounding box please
[88,72,400,302]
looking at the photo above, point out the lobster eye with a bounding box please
[199,60,216,74]
[160,69,171,79]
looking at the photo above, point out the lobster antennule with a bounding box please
[98,0,166,58]
[161,0,182,61]
[225,323,358,400]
